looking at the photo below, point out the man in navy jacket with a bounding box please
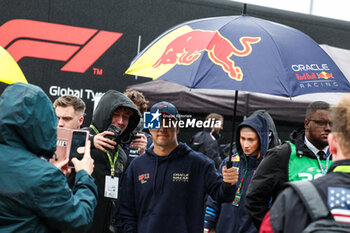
[204,114,269,233]
[119,101,238,233]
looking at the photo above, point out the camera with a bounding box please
[119,119,143,145]
[106,124,122,144]
[120,132,141,145]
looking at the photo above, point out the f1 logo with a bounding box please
[0,19,123,73]
[143,110,161,129]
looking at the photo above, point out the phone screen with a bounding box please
[68,131,88,167]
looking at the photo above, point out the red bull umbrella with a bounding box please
[125,13,350,164]
[125,14,350,97]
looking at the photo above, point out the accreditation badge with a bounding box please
[104,175,119,199]
[232,193,242,207]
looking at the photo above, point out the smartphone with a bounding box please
[68,130,89,167]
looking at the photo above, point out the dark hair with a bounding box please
[305,101,330,119]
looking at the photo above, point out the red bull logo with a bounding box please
[231,155,240,162]
[317,71,334,80]
[152,30,261,81]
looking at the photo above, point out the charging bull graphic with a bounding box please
[153,30,261,81]
[317,71,334,79]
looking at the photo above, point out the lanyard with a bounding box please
[232,154,248,206]
[90,124,120,177]
[107,149,119,177]
[315,152,331,175]
[236,155,248,194]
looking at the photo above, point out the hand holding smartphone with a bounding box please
[68,130,89,167]
[71,140,94,175]
[55,128,89,167]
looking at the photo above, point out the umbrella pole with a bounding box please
[226,90,238,168]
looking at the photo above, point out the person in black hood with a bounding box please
[68,90,141,233]
[204,113,269,233]
[246,101,332,230]
[119,101,238,233]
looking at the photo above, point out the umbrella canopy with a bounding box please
[125,13,350,165]
[128,80,345,123]
[128,44,350,122]
[126,15,350,97]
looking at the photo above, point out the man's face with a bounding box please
[149,116,179,148]
[305,109,331,149]
[212,119,223,133]
[240,127,260,156]
[111,108,132,133]
[55,105,83,130]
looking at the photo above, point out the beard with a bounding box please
[308,128,329,149]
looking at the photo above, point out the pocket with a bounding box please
[139,214,189,233]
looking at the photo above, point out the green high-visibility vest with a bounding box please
[287,142,332,181]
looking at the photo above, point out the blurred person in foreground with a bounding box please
[119,101,238,233]
[0,83,97,233]
[260,95,350,233]
[246,101,332,229]
[204,113,269,233]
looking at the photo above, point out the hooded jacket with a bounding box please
[204,114,269,233]
[246,128,332,229]
[81,90,141,233]
[119,143,236,233]
[190,128,223,168]
[0,83,97,233]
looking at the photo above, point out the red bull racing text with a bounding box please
[153,30,261,81]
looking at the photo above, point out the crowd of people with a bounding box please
[0,82,349,233]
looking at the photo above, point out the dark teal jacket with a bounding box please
[0,83,98,233]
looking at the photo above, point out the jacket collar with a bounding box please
[329,159,350,172]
